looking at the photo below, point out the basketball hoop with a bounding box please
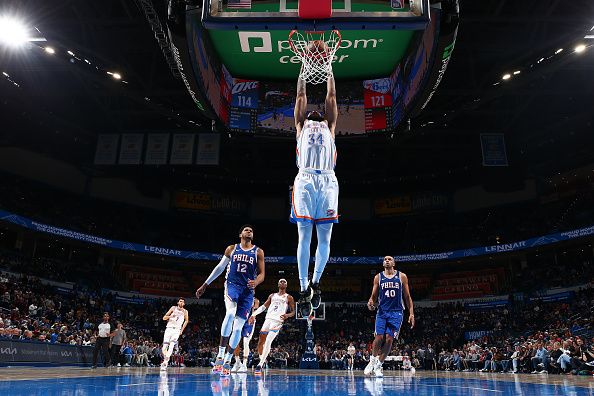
[288,30,342,85]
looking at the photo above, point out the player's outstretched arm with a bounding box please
[251,294,272,319]
[401,272,415,329]
[367,274,380,311]
[294,68,308,138]
[196,245,234,298]
[324,73,338,138]
[281,295,296,320]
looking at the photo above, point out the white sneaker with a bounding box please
[160,362,167,371]
[364,357,376,375]
[116,363,121,367]
[373,362,384,378]
[231,360,241,373]
[124,363,130,367]
[237,363,248,373]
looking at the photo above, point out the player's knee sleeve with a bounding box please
[221,300,238,337]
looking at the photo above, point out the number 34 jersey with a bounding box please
[225,244,258,288]
[296,120,336,171]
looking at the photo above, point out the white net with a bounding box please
[288,30,342,84]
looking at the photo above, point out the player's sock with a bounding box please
[297,222,313,292]
[217,346,226,359]
[312,223,333,285]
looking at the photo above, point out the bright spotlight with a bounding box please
[112,72,122,80]
[513,70,521,75]
[44,46,55,54]
[502,74,511,80]
[0,16,30,47]
[555,48,563,54]
[574,44,586,53]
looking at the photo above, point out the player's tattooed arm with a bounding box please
[294,67,308,137]
[367,274,380,311]
[325,74,338,138]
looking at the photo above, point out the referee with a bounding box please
[92,312,114,368]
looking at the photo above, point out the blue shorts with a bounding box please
[225,282,254,321]
[241,322,255,338]
[375,311,403,338]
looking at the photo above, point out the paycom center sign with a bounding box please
[206,29,414,80]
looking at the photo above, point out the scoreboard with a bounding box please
[229,79,259,132]
[363,78,393,133]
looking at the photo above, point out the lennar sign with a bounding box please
[238,32,383,64]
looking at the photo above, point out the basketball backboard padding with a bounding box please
[299,0,332,19]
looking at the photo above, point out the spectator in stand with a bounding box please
[122,342,133,367]
[531,342,549,373]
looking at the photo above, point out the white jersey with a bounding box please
[166,306,186,330]
[265,293,289,322]
[296,120,336,171]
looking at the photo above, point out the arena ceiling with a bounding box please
[0,0,593,193]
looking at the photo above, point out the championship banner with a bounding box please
[2,209,594,264]
[118,134,144,165]
[196,134,220,165]
[374,196,412,217]
[94,134,119,165]
[144,133,170,165]
[480,133,508,166]
[170,134,195,165]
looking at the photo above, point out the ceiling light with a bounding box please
[44,46,55,54]
[502,74,511,80]
[513,70,520,75]
[0,16,29,47]
[555,48,563,54]
[574,44,586,53]
[112,72,122,80]
[537,57,545,63]
[67,50,74,56]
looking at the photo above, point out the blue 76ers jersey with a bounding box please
[378,271,404,315]
[226,244,257,287]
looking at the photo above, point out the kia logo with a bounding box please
[0,347,17,355]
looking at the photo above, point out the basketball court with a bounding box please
[0,367,592,395]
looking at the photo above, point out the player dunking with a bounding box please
[231,297,260,373]
[365,256,414,377]
[250,278,295,375]
[292,64,339,317]
[196,225,265,377]
[161,298,189,370]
